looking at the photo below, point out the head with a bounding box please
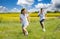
[21,8,27,14]
[40,8,43,13]
[41,8,43,11]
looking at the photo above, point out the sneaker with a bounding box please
[43,28,46,32]
[25,32,28,36]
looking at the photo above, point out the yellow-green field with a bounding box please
[0,13,60,39]
[0,13,60,17]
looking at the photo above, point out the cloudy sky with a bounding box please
[0,0,60,12]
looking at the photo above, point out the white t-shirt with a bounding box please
[38,9,47,21]
[20,14,29,26]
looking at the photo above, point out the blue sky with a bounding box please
[0,0,20,10]
[0,0,51,10]
[0,0,60,12]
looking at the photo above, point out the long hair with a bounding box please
[21,8,26,14]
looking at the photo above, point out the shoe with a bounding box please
[43,28,46,32]
[25,32,28,36]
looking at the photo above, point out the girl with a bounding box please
[38,8,47,32]
[20,8,29,36]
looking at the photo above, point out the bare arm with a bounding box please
[27,16,30,23]
[20,18,23,23]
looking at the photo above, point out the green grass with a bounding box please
[0,17,60,39]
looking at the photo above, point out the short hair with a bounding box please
[41,8,43,10]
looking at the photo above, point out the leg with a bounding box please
[40,19,46,32]
[22,25,28,36]
[40,21,45,29]
[22,27,25,35]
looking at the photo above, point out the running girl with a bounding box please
[20,8,29,36]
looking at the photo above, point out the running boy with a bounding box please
[38,8,47,32]
[20,8,29,36]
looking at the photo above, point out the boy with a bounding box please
[38,8,47,32]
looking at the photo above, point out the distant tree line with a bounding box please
[47,11,60,13]
[32,11,60,13]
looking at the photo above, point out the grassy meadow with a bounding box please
[0,13,60,39]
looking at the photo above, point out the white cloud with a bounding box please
[0,6,8,13]
[11,8,20,12]
[0,6,20,13]
[28,8,39,12]
[50,0,60,11]
[17,0,34,7]
[51,0,60,7]
[35,0,60,12]
[51,0,60,4]
[35,3,51,8]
